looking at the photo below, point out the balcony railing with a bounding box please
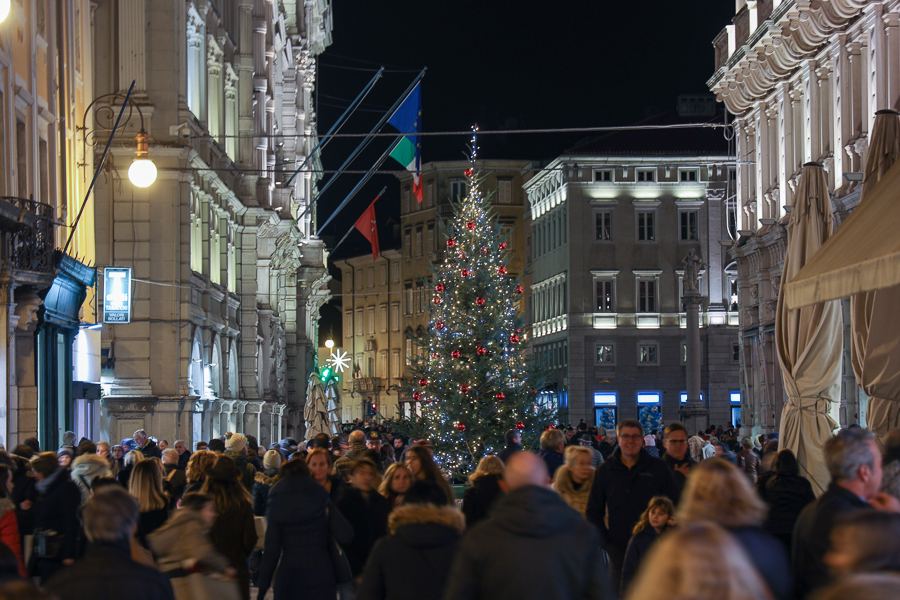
[0,197,57,273]
[353,377,383,394]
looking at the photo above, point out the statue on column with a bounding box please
[682,249,705,293]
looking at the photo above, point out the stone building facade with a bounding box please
[90,0,333,448]
[707,0,891,434]
[0,0,100,449]
[525,102,742,432]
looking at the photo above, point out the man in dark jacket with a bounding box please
[30,452,82,583]
[660,422,695,491]
[792,427,898,597]
[132,429,161,459]
[496,429,521,464]
[537,429,565,479]
[45,486,175,600]
[445,452,611,600]
[586,419,679,595]
[173,439,191,470]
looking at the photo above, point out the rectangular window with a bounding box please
[416,286,425,313]
[637,211,656,241]
[679,169,699,182]
[638,392,660,404]
[344,312,352,339]
[391,262,401,283]
[405,338,413,366]
[391,350,401,378]
[355,309,363,336]
[355,269,363,290]
[638,279,657,312]
[595,170,612,182]
[596,344,614,364]
[498,179,512,204]
[366,307,375,335]
[367,267,375,288]
[639,344,658,365]
[380,264,387,285]
[680,211,699,241]
[415,230,423,257]
[637,169,655,182]
[404,231,411,258]
[379,305,388,333]
[596,280,615,312]
[427,227,435,254]
[596,211,612,241]
[379,352,388,379]
[404,284,413,315]
[733,344,741,362]
[402,188,410,214]
[39,139,49,206]
[391,303,400,331]
[450,180,467,201]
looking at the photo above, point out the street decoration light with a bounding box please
[127,131,157,187]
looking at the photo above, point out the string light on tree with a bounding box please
[390,126,556,479]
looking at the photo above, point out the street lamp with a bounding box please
[325,337,335,349]
[128,131,157,187]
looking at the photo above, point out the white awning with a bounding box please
[784,159,900,309]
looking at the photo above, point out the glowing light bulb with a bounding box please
[0,0,9,23]
[128,158,157,187]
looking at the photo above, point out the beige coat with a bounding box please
[552,464,595,516]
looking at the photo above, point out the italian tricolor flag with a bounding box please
[388,83,423,202]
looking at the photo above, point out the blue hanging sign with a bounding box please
[103,267,132,323]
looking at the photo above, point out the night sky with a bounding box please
[314,1,735,257]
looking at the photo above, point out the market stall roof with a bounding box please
[784,159,900,309]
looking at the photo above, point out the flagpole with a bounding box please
[317,136,402,234]
[285,67,383,187]
[298,68,426,223]
[331,186,387,255]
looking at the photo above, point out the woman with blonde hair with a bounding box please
[625,522,774,600]
[184,450,216,495]
[552,446,594,516]
[379,462,413,508]
[462,456,505,526]
[678,457,791,600]
[128,458,170,546]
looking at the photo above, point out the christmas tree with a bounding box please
[392,130,556,479]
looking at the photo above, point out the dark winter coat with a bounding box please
[462,474,503,527]
[537,449,565,479]
[251,469,279,516]
[335,485,391,576]
[225,449,257,492]
[620,526,665,593]
[116,463,134,489]
[209,497,257,600]
[163,464,187,501]
[756,470,816,549]
[496,443,521,464]
[44,539,175,600]
[661,452,696,491]
[138,439,161,459]
[737,448,761,482]
[136,507,170,548]
[731,526,793,600]
[30,467,82,581]
[792,482,870,598]
[256,475,353,600]
[176,450,191,470]
[586,448,680,552]
[358,503,464,600]
[444,485,611,600]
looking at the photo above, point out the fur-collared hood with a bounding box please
[552,464,594,496]
[254,469,279,487]
[71,453,111,479]
[388,502,465,536]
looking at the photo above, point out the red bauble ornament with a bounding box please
[431,352,439,359]
[464,168,473,177]
[412,392,422,401]
[451,350,461,359]
[515,421,525,431]
[530,388,538,395]
[435,321,444,330]
[457,422,467,432]
[482,247,488,254]
[460,384,470,393]
[466,221,476,230]
[515,285,524,294]
[476,346,486,356]
[433,297,442,305]
[516,329,522,333]
[435,283,445,292]
[499,242,508,250]
[418,378,428,387]
[476,297,486,306]
[495,392,506,401]
[446,238,457,248]
[498,266,507,275]
[461,269,470,278]
[510,334,520,343]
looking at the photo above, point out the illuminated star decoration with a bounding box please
[327,350,351,373]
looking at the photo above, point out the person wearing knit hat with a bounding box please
[252,450,283,517]
[223,433,256,492]
[56,446,74,469]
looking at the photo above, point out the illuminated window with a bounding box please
[596,344,614,365]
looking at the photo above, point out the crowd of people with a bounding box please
[1,419,900,600]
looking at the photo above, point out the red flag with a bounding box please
[354,197,380,261]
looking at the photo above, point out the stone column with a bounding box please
[681,290,709,434]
